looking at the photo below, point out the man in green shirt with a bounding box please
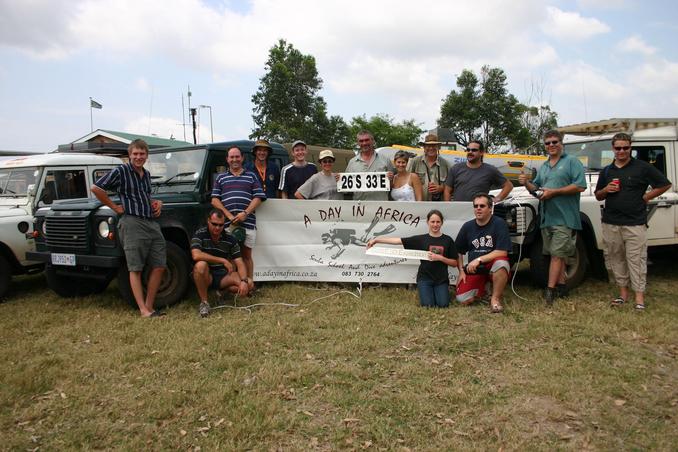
[519,129,586,305]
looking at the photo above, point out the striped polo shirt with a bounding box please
[190,227,241,269]
[211,170,266,229]
[94,163,153,218]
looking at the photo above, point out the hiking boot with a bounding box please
[199,301,211,318]
[556,283,569,298]
[544,287,556,306]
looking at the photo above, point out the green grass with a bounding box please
[1,263,677,450]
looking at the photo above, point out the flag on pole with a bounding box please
[90,99,103,109]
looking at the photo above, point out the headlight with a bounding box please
[41,220,47,236]
[97,220,110,238]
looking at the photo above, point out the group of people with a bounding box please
[92,126,671,317]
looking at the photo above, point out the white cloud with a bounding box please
[576,0,629,9]
[616,35,656,56]
[135,78,151,92]
[541,7,610,41]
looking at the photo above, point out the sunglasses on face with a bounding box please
[613,146,631,151]
[473,204,488,209]
[209,221,225,227]
[467,148,481,153]
[544,140,560,146]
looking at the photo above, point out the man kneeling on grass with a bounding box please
[455,193,511,313]
[191,209,249,317]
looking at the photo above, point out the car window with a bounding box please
[40,169,88,204]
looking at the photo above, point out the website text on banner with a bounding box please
[253,200,473,283]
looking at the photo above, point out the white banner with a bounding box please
[253,200,475,284]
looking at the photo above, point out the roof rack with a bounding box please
[558,118,678,136]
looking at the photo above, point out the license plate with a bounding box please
[51,253,76,266]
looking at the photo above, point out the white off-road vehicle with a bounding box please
[502,118,677,288]
[0,153,121,299]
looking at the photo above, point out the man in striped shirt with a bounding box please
[92,139,166,318]
[211,146,266,292]
[191,209,249,317]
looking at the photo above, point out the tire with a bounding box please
[0,255,11,301]
[45,265,108,297]
[529,231,588,289]
[117,241,190,310]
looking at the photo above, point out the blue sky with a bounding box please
[1,0,677,151]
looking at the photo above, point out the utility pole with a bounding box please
[190,108,197,144]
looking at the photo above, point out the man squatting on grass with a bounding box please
[594,132,671,310]
[519,129,586,306]
[192,209,249,318]
[455,193,512,314]
[211,146,266,292]
[91,139,166,318]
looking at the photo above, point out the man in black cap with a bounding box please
[245,139,280,199]
[279,140,317,198]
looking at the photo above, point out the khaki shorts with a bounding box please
[118,215,166,272]
[541,225,576,258]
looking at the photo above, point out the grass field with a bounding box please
[1,260,677,451]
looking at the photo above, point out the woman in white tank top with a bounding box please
[391,150,423,201]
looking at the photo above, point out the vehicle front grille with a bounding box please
[45,217,89,250]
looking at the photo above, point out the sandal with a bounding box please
[634,303,646,311]
[490,304,504,314]
[610,297,625,307]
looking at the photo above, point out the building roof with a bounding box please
[72,129,193,148]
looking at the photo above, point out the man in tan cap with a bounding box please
[407,134,449,201]
[245,139,280,199]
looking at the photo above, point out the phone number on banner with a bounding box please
[337,172,390,192]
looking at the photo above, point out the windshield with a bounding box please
[0,166,41,197]
[563,139,614,171]
[147,149,206,193]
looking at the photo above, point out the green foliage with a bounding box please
[251,39,345,147]
[349,114,424,147]
[439,66,539,151]
[516,105,559,154]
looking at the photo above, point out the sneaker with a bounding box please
[544,287,556,306]
[556,283,569,298]
[199,301,210,318]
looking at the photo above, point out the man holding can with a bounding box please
[594,132,671,310]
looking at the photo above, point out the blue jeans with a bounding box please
[417,279,450,308]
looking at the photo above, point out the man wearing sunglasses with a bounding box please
[191,209,249,317]
[518,129,586,305]
[594,133,671,310]
[455,193,512,313]
[444,140,512,202]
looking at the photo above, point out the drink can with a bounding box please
[612,178,620,188]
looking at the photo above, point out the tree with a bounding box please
[438,66,526,151]
[514,79,559,153]
[348,114,424,148]
[251,39,329,143]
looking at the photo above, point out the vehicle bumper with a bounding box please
[26,251,121,268]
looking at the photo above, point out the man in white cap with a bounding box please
[295,150,343,200]
[279,140,317,199]
[407,133,449,201]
